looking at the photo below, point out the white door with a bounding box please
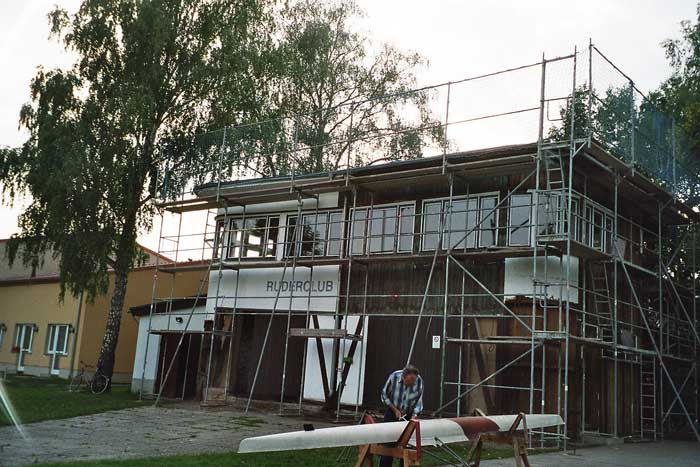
[47,325,69,376]
[302,316,368,406]
[16,324,34,372]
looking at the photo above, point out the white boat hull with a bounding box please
[238,413,563,453]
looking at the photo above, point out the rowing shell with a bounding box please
[238,413,563,453]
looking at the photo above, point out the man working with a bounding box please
[379,365,424,467]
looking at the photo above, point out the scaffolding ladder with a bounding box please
[589,262,614,342]
[639,353,658,441]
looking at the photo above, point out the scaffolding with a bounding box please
[141,41,700,445]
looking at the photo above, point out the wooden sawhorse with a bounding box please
[355,413,421,467]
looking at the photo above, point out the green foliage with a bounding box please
[213,0,446,178]
[0,0,271,300]
[0,375,146,426]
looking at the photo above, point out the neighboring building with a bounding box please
[158,139,700,441]
[0,240,203,382]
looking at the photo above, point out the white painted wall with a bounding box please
[302,315,368,405]
[131,307,206,394]
[206,265,340,313]
[504,255,579,303]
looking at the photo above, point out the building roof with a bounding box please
[178,141,699,224]
[0,240,170,284]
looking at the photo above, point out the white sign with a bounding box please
[207,265,339,313]
[432,335,441,349]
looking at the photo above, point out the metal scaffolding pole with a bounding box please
[439,173,454,413]
[614,241,700,442]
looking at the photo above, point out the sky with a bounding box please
[0,0,697,250]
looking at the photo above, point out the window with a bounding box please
[287,211,342,257]
[571,198,580,241]
[445,198,478,250]
[508,194,532,246]
[592,209,604,251]
[536,192,560,236]
[213,221,225,259]
[369,207,397,253]
[479,196,498,247]
[227,216,279,259]
[604,215,614,254]
[398,206,415,252]
[46,324,70,356]
[14,324,34,353]
[0,324,5,349]
[421,201,443,251]
[582,205,592,246]
[422,194,499,250]
[351,204,414,255]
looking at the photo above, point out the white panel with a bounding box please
[302,316,367,405]
[131,307,206,393]
[504,255,579,303]
[207,266,339,313]
[219,192,339,216]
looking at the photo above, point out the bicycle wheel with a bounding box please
[90,374,109,394]
[68,373,83,392]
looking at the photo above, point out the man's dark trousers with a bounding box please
[379,407,414,467]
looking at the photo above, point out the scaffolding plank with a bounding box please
[288,328,360,340]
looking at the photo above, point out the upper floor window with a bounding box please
[286,211,343,257]
[225,215,280,259]
[0,324,5,349]
[351,204,415,255]
[422,194,499,251]
[508,194,532,246]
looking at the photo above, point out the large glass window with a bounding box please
[213,221,225,259]
[582,205,592,246]
[227,216,279,259]
[352,204,414,255]
[444,198,478,250]
[479,196,498,247]
[508,194,531,246]
[421,201,443,251]
[369,207,397,253]
[287,211,342,257]
[423,194,498,250]
[592,209,604,251]
[604,215,614,254]
[536,192,560,236]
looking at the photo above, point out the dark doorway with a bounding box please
[155,333,202,399]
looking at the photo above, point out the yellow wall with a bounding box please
[0,267,203,381]
[0,281,81,374]
[76,267,203,381]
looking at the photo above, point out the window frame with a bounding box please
[286,210,344,258]
[14,323,35,354]
[507,193,533,247]
[225,214,280,260]
[421,192,500,251]
[46,324,70,356]
[351,202,416,256]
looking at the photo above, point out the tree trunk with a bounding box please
[95,267,129,388]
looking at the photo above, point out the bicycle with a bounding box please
[68,361,110,394]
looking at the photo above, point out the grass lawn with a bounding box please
[0,374,148,426]
[2,375,556,466]
[30,445,523,467]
